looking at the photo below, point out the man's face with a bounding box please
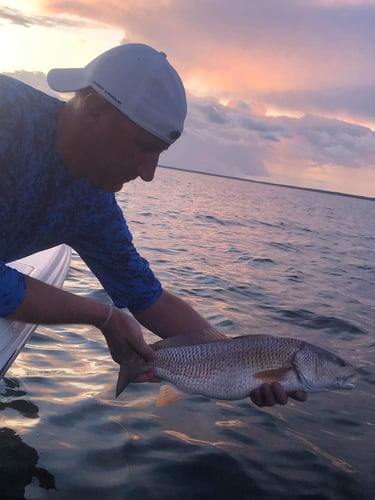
[83,101,170,192]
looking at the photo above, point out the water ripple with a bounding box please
[2,170,374,500]
[276,308,365,336]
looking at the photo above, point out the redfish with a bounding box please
[116,332,356,406]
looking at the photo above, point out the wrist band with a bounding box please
[98,304,114,329]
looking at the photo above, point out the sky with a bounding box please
[1,1,375,197]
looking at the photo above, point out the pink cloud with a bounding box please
[40,0,375,95]
[34,1,375,195]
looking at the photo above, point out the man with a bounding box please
[0,43,306,407]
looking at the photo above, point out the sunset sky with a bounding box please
[1,0,375,197]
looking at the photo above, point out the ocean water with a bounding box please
[1,168,374,500]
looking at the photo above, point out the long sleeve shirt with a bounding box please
[0,75,162,316]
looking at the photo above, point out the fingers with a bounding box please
[132,339,155,363]
[102,308,155,366]
[250,383,308,407]
[250,382,287,407]
[126,318,155,361]
[133,367,160,383]
[115,310,155,362]
[289,390,308,402]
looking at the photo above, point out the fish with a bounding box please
[116,332,356,406]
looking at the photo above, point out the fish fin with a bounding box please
[156,384,186,407]
[116,362,133,398]
[115,349,147,398]
[253,367,291,383]
[151,329,227,351]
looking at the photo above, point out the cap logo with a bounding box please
[93,80,122,106]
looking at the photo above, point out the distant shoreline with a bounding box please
[159,164,374,202]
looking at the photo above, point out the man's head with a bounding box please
[49,44,186,192]
[48,43,187,145]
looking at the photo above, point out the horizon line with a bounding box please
[159,165,374,202]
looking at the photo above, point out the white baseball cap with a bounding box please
[47,43,187,144]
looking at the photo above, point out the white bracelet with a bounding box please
[98,304,114,330]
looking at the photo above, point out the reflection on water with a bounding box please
[0,378,38,419]
[0,427,56,498]
[1,170,374,499]
[0,378,56,499]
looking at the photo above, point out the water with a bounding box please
[1,168,374,500]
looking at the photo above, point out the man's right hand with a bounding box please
[100,306,155,365]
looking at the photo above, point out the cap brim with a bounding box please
[47,68,89,92]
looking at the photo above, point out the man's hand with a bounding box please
[100,306,155,365]
[250,382,307,407]
[101,307,160,384]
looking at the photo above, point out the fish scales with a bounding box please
[154,335,305,399]
[115,333,356,401]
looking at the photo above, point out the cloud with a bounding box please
[0,5,96,29]
[2,70,57,96]
[0,6,31,27]
[39,1,375,123]
[260,84,375,124]
[13,58,370,188]
[10,1,375,195]
[162,96,268,178]
[5,67,375,196]
[286,114,375,170]
[199,104,228,125]
[162,95,375,191]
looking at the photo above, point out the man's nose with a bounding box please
[138,155,159,182]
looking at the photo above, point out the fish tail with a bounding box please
[115,348,148,398]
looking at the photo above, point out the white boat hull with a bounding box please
[0,245,72,379]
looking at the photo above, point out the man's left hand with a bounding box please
[250,382,307,407]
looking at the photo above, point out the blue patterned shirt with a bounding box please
[0,75,162,316]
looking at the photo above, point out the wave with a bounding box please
[275,308,365,336]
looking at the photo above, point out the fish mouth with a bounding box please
[340,369,357,389]
[341,382,355,390]
[296,370,356,392]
